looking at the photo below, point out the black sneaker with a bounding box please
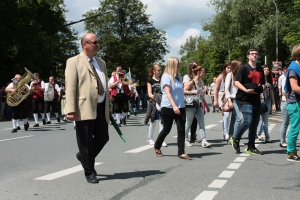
[57,117,60,122]
[17,126,21,130]
[134,112,137,116]
[122,118,126,125]
[46,121,51,124]
[247,147,263,155]
[24,123,29,131]
[287,152,300,162]
[11,129,17,133]
[42,119,46,125]
[230,137,240,153]
[33,124,39,127]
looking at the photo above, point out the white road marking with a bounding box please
[218,170,235,178]
[0,135,34,142]
[239,153,250,157]
[205,124,218,129]
[227,163,241,169]
[35,163,102,180]
[268,124,276,132]
[219,120,223,122]
[2,128,13,130]
[234,157,247,162]
[195,191,218,200]
[125,145,153,153]
[208,180,227,188]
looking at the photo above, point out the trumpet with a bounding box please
[119,70,129,85]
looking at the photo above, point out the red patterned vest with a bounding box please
[32,80,44,99]
[110,75,130,99]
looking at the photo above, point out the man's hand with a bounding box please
[66,112,76,121]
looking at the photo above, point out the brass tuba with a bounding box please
[120,70,129,85]
[6,68,34,107]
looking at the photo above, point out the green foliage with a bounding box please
[179,0,299,83]
[0,0,79,85]
[83,0,169,81]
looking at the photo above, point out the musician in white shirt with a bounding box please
[44,76,61,124]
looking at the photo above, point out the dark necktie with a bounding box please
[89,59,104,95]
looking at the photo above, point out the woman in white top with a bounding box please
[225,60,242,142]
[184,65,211,148]
[214,62,231,141]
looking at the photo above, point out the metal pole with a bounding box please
[272,0,278,61]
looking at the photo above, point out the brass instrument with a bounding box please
[119,70,129,85]
[6,68,34,107]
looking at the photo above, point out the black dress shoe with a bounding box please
[86,174,99,184]
[122,118,126,125]
[11,129,17,133]
[46,121,51,124]
[42,119,46,125]
[17,126,21,130]
[57,117,60,122]
[33,123,39,127]
[76,152,82,162]
[24,123,29,131]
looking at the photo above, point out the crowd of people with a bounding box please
[3,32,300,183]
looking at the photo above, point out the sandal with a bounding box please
[178,154,192,160]
[154,148,163,157]
[257,135,264,141]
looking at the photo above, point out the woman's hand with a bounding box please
[272,104,276,112]
[173,106,181,115]
[228,100,233,109]
[245,89,257,94]
[192,89,199,95]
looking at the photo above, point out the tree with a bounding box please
[0,0,79,84]
[83,0,169,81]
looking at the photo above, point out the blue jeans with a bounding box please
[142,94,148,109]
[222,111,231,136]
[234,104,261,147]
[257,99,272,139]
[135,95,141,111]
[148,119,163,140]
[280,101,289,143]
[228,99,242,136]
[286,102,300,153]
[185,107,206,139]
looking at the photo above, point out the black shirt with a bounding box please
[236,63,265,105]
[147,78,161,95]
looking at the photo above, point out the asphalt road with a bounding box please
[0,107,299,200]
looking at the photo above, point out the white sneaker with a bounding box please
[185,139,193,147]
[148,139,155,145]
[162,142,168,147]
[225,134,229,141]
[202,139,211,148]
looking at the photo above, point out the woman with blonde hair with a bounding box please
[154,57,191,160]
[145,64,167,147]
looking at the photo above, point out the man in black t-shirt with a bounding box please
[231,48,265,155]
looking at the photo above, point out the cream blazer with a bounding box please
[65,52,110,123]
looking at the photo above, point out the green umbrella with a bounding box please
[110,115,126,142]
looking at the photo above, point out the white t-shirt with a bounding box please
[224,72,238,99]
